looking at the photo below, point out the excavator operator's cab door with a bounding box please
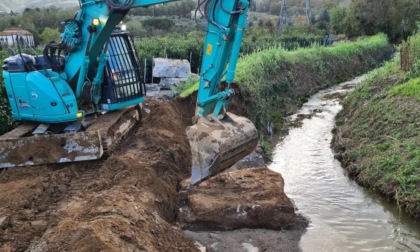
[100,30,145,111]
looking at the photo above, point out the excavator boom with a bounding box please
[186,0,258,185]
[0,0,257,185]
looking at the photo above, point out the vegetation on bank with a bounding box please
[237,34,392,144]
[134,30,330,80]
[332,33,420,218]
[177,34,392,159]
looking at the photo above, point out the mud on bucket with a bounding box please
[186,112,258,185]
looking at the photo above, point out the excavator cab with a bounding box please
[100,30,146,110]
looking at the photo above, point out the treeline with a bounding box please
[252,0,350,16]
[330,0,420,42]
[252,0,419,42]
[128,0,195,18]
[0,7,77,45]
[134,30,330,81]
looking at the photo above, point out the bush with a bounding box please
[142,17,175,34]
[0,51,16,135]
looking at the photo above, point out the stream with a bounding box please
[268,76,420,252]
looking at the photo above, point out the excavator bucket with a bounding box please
[186,112,258,185]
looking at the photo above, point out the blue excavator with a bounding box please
[0,0,258,185]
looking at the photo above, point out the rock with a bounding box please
[194,241,206,252]
[227,151,267,171]
[146,90,175,101]
[178,168,296,231]
[0,216,10,229]
[153,58,190,78]
[145,84,161,92]
[159,77,188,90]
[30,220,47,228]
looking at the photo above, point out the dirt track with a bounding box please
[0,97,306,252]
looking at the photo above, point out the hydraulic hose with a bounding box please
[105,0,134,10]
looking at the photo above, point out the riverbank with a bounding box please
[178,34,393,159]
[269,75,420,251]
[332,35,420,219]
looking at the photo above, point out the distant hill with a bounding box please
[0,0,78,12]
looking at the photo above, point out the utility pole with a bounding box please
[277,0,288,32]
[305,0,312,24]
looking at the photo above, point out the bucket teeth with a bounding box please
[186,113,258,185]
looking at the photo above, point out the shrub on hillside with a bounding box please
[0,51,16,135]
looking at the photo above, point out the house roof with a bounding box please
[0,28,33,36]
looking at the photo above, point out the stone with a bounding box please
[145,84,161,92]
[159,77,188,90]
[178,168,296,231]
[0,216,10,229]
[146,90,175,101]
[227,151,267,171]
[153,58,190,78]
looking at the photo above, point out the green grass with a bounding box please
[333,33,420,218]
[175,34,392,135]
[390,78,420,100]
[235,34,392,136]
[173,75,199,98]
[176,34,392,160]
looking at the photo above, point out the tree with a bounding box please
[40,27,60,45]
[277,0,289,32]
[330,7,347,34]
[322,0,337,9]
[305,0,312,24]
[269,2,281,15]
[318,9,330,23]
[258,18,264,28]
[142,18,175,35]
[344,0,420,41]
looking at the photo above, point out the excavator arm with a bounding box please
[61,0,258,185]
[185,0,258,185]
[0,0,258,185]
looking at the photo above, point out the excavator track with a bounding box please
[0,106,140,168]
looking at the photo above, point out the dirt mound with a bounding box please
[178,168,296,231]
[0,98,197,251]
[0,96,302,251]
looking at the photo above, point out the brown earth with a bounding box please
[0,96,305,252]
[0,98,197,252]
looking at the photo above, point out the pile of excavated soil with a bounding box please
[0,99,197,251]
[0,96,305,251]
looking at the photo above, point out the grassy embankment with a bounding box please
[332,34,420,219]
[179,34,393,158]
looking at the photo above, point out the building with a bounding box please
[0,28,35,48]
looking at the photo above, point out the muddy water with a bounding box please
[269,76,420,252]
